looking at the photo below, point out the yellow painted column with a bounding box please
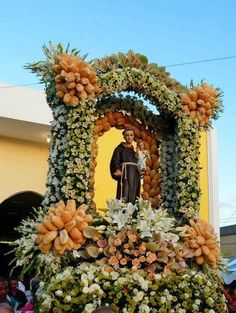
[199,131,209,221]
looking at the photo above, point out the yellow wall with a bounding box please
[0,137,49,201]
[94,129,209,221]
[94,128,123,209]
[199,132,209,221]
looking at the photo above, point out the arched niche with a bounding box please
[38,51,202,220]
[90,107,164,209]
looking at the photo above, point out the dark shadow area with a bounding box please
[0,191,43,276]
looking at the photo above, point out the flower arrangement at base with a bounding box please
[36,264,227,313]
[13,198,227,312]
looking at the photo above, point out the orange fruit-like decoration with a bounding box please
[181,218,220,269]
[53,53,101,106]
[181,83,219,126]
[35,200,93,254]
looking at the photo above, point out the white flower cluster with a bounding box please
[105,199,179,242]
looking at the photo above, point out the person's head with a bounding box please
[92,306,115,313]
[137,140,144,150]
[122,128,134,144]
[0,277,7,301]
[0,302,14,313]
[8,276,18,293]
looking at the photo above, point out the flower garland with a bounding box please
[42,103,69,207]
[159,134,178,215]
[95,95,173,138]
[98,68,182,118]
[175,118,201,219]
[62,99,96,203]
[92,50,186,93]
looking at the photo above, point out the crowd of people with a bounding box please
[222,281,236,312]
[0,275,39,313]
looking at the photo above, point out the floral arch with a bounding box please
[13,44,227,312]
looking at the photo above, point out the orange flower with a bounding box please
[164,266,172,275]
[124,243,130,249]
[129,234,137,243]
[116,253,123,260]
[139,242,147,253]
[114,238,122,246]
[146,252,157,264]
[105,266,113,273]
[109,246,117,254]
[147,272,155,280]
[108,256,119,267]
[120,258,127,265]
[139,255,146,263]
[132,258,140,267]
[117,230,127,241]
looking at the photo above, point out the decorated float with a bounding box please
[13,43,227,312]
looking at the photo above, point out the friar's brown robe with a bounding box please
[110,143,140,204]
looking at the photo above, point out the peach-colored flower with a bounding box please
[124,243,130,249]
[97,239,107,248]
[105,266,113,273]
[108,256,119,267]
[139,242,147,254]
[120,258,127,265]
[132,258,140,267]
[139,255,146,263]
[146,252,157,264]
[132,266,138,272]
[117,230,126,241]
[133,249,140,257]
[164,266,172,275]
[109,246,117,254]
[147,272,155,280]
[149,263,157,271]
[129,234,137,243]
[116,253,123,260]
[114,238,122,246]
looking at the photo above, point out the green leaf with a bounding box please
[138,54,148,66]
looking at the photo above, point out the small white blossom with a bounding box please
[133,291,144,302]
[64,295,71,302]
[55,290,63,297]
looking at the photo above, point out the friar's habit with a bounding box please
[110,143,141,204]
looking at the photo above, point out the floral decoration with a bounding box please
[53,53,101,106]
[181,82,223,127]
[35,199,92,254]
[182,218,220,269]
[13,43,227,312]
[37,265,227,313]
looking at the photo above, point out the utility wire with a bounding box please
[0,54,235,89]
[0,82,42,89]
[165,55,236,67]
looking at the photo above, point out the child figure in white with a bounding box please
[136,140,150,175]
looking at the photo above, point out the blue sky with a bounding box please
[0,0,235,226]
